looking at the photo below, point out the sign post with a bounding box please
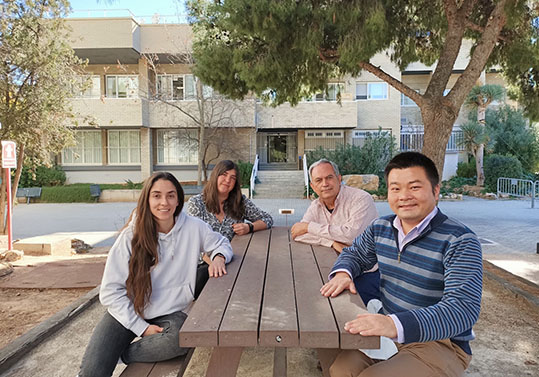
[2,141,17,250]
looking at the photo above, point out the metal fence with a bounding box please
[400,130,465,152]
[497,177,538,208]
[250,154,259,199]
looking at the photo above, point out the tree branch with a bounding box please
[449,0,508,106]
[358,61,424,106]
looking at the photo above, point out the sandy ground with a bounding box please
[0,275,538,377]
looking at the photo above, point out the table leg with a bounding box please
[205,347,244,377]
[273,348,287,377]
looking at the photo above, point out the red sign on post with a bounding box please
[2,141,17,168]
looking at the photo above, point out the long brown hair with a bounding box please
[202,160,245,220]
[126,172,184,316]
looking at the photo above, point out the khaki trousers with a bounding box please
[323,339,472,377]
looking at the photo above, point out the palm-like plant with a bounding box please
[464,85,505,186]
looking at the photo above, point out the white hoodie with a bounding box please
[99,211,233,336]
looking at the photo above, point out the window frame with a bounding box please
[355,82,388,101]
[156,129,199,165]
[105,75,139,99]
[62,130,103,165]
[107,130,141,165]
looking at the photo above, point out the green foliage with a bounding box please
[237,160,254,188]
[19,164,66,187]
[485,105,539,173]
[456,159,476,179]
[440,177,476,196]
[40,184,95,203]
[464,85,505,109]
[189,0,538,118]
[484,154,524,192]
[459,121,490,155]
[306,131,396,176]
[124,180,143,189]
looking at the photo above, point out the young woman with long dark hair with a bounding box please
[187,160,273,297]
[79,172,232,377]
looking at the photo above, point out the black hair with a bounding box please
[384,152,439,191]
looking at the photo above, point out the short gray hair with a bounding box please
[308,159,340,181]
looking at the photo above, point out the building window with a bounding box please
[106,75,139,98]
[62,130,102,165]
[155,74,212,100]
[401,93,418,106]
[156,129,198,165]
[73,75,101,98]
[304,129,345,151]
[355,82,388,100]
[352,129,391,147]
[314,83,345,101]
[108,130,141,164]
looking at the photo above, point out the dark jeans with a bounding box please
[79,310,189,377]
[354,270,381,306]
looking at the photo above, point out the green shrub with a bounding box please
[456,158,476,178]
[484,154,523,192]
[40,184,94,203]
[440,177,476,196]
[306,130,396,176]
[19,164,66,187]
[237,160,253,188]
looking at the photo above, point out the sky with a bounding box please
[68,0,188,22]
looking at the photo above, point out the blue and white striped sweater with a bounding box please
[332,210,482,354]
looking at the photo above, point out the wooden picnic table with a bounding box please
[179,227,380,377]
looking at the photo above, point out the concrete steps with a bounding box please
[254,170,306,199]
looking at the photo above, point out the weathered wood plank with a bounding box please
[259,227,299,347]
[119,361,154,377]
[179,234,252,347]
[291,241,339,348]
[148,349,194,377]
[219,229,271,347]
[273,347,287,377]
[312,245,380,350]
[205,347,244,377]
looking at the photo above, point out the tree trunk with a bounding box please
[476,106,486,186]
[420,103,459,181]
[196,79,206,186]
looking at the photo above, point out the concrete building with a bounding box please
[62,14,508,184]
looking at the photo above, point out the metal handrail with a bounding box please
[497,177,537,208]
[250,154,259,199]
[303,153,309,199]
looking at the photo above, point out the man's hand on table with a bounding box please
[291,222,309,239]
[209,254,227,277]
[320,272,357,297]
[344,313,397,338]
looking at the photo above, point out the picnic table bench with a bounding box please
[179,226,379,377]
[15,187,42,204]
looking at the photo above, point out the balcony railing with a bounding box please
[400,130,465,152]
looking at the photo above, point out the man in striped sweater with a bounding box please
[321,152,482,377]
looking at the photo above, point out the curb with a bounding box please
[483,260,539,308]
[0,285,100,374]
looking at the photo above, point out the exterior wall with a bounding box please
[256,101,357,129]
[140,127,152,180]
[67,18,141,50]
[65,169,142,184]
[140,24,193,54]
[72,98,143,127]
[148,100,255,129]
[355,54,401,136]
